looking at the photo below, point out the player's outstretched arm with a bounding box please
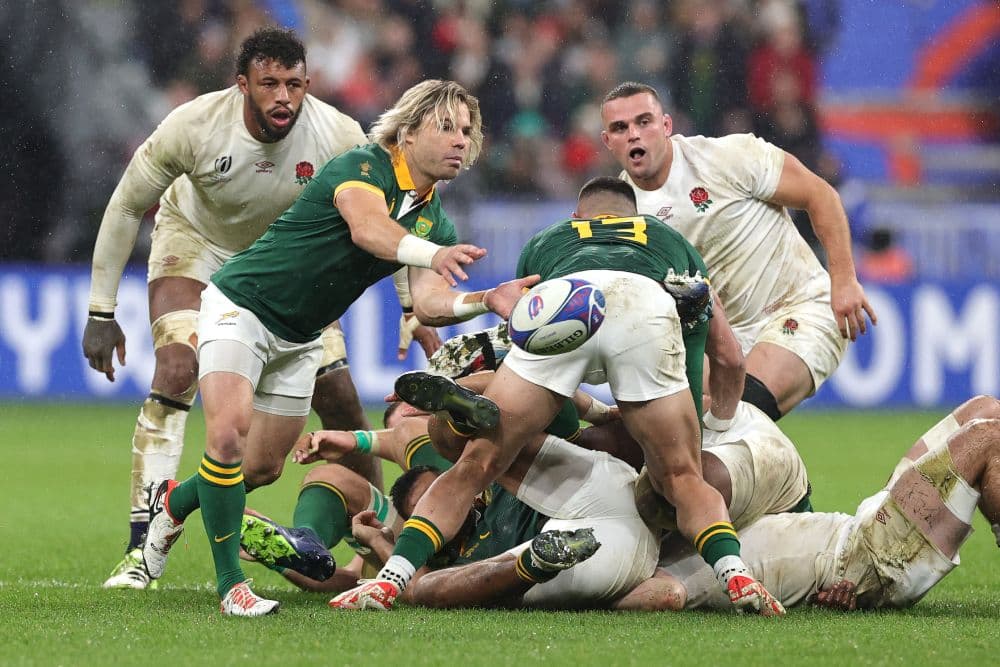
[408,268,540,326]
[769,152,877,340]
[337,187,485,286]
[407,554,529,609]
[292,416,430,469]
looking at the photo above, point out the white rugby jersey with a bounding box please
[622,134,829,330]
[89,87,366,311]
[662,510,852,610]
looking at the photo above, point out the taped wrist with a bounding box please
[396,234,442,268]
[352,430,379,455]
[702,411,733,431]
[452,293,489,319]
[582,397,611,422]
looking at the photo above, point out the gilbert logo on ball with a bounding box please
[509,278,606,355]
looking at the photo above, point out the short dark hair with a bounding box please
[236,27,307,77]
[602,81,662,107]
[578,176,638,209]
[389,465,441,517]
[382,401,403,429]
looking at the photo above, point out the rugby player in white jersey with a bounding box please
[82,28,428,590]
[656,395,1000,612]
[600,82,877,424]
[317,395,1000,614]
[245,384,804,612]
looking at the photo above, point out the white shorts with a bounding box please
[732,298,847,393]
[703,402,810,529]
[502,270,688,402]
[197,283,322,416]
[506,435,659,607]
[148,215,233,285]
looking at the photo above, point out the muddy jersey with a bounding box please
[621,134,829,331]
[212,144,458,343]
[89,87,365,311]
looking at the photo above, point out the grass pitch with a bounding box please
[1,403,997,666]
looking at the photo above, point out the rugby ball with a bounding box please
[508,278,605,355]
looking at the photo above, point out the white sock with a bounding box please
[713,554,751,586]
[378,555,416,591]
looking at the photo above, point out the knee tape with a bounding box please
[317,324,348,374]
[151,309,199,352]
[742,373,782,421]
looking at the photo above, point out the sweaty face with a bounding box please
[403,103,472,191]
[600,93,672,189]
[239,58,309,142]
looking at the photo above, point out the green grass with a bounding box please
[1,403,997,666]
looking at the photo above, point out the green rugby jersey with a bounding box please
[212,144,458,343]
[515,214,707,285]
[455,484,544,565]
[515,214,710,417]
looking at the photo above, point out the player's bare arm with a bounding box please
[407,266,540,326]
[393,268,443,360]
[769,151,877,340]
[703,290,744,425]
[292,416,427,468]
[336,186,485,286]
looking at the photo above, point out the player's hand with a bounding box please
[831,277,877,341]
[292,430,358,464]
[82,317,127,382]
[431,244,487,287]
[810,580,857,611]
[484,274,541,320]
[397,312,442,360]
[351,510,395,549]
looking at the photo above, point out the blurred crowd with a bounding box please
[1,0,842,262]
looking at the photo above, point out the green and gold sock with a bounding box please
[293,482,350,548]
[694,521,741,567]
[393,516,444,570]
[195,454,246,597]
[514,549,559,584]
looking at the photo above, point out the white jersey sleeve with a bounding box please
[88,102,197,311]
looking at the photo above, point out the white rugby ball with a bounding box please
[508,278,606,355]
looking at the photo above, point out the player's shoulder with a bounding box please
[675,132,776,158]
[161,87,241,128]
[299,95,367,140]
[329,143,390,171]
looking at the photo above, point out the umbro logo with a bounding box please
[656,206,673,220]
[255,160,275,174]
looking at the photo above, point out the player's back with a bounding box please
[516,214,707,285]
[154,87,365,253]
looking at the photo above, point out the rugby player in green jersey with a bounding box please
[333,176,783,615]
[139,79,536,616]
